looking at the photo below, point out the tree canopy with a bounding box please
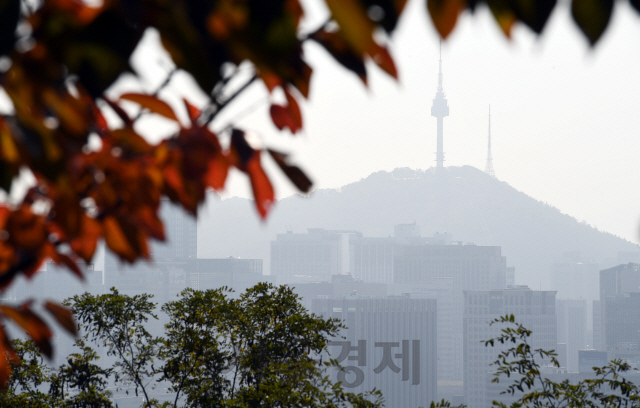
[0,0,637,387]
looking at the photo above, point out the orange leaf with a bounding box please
[370,44,398,80]
[0,305,52,358]
[103,216,137,263]
[0,326,17,389]
[119,93,180,122]
[205,153,229,191]
[52,252,84,281]
[246,153,275,219]
[183,99,201,124]
[44,301,77,337]
[427,0,466,39]
[69,215,102,263]
[487,0,517,38]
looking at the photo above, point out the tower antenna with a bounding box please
[485,105,495,178]
[431,40,449,170]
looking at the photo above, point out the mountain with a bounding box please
[197,166,639,287]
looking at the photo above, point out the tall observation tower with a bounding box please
[485,105,495,177]
[431,43,449,169]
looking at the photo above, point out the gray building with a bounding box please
[463,287,557,408]
[599,263,640,351]
[556,299,588,372]
[271,229,360,284]
[312,297,438,408]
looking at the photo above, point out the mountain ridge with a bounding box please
[198,166,639,287]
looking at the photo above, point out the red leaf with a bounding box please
[44,301,78,337]
[183,99,201,124]
[0,326,17,389]
[205,153,229,191]
[103,97,133,127]
[69,215,102,263]
[246,153,275,219]
[269,89,303,133]
[0,304,52,358]
[51,252,84,281]
[427,0,466,39]
[119,93,180,122]
[102,216,137,263]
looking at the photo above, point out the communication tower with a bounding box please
[485,105,495,178]
[430,42,449,169]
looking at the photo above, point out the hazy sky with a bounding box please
[130,0,640,245]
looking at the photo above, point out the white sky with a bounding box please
[129,0,640,244]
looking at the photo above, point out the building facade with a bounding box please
[463,287,557,408]
[312,297,438,408]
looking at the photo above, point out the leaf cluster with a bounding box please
[0,338,113,407]
[482,314,640,408]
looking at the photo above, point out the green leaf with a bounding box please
[571,0,613,46]
[510,0,557,34]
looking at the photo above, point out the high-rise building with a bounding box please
[551,252,600,302]
[186,257,265,292]
[556,299,588,372]
[593,300,603,350]
[312,297,437,408]
[272,225,508,383]
[389,278,461,382]
[270,229,360,284]
[151,198,197,260]
[463,287,557,408]
[599,263,640,351]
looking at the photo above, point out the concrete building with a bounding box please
[388,279,461,383]
[556,299,588,372]
[312,297,437,408]
[550,252,600,302]
[271,229,360,284]
[186,257,264,292]
[463,287,557,408]
[151,199,197,260]
[599,263,640,351]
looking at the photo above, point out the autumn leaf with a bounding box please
[427,0,466,39]
[69,214,102,263]
[246,154,275,219]
[311,28,367,84]
[0,304,52,358]
[183,99,202,124]
[0,325,17,388]
[230,129,274,218]
[120,93,180,122]
[269,89,303,133]
[487,0,518,38]
[268,149,312,193]
[44,301,78,336]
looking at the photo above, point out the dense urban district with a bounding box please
[7,189,640,407]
